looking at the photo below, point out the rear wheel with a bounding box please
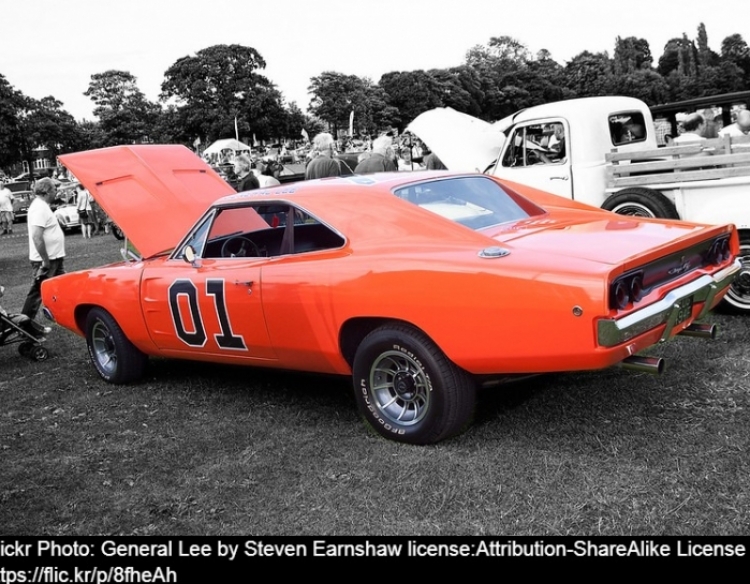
[111,224,125,240]
[722,231,750,313]
[85,308,147,384]
[602,187,679,219]
[352,324,475,444]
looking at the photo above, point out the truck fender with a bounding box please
[601,187,680,220]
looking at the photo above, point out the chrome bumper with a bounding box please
[597,259,741,348]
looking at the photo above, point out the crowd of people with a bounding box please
[205,131,447,188]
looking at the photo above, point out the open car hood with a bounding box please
[407,107,505,172]
[59,145,234,258]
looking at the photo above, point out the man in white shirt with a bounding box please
[673,113,707,144]
[0,184,14,235]
[718,109,750,137]
[21,178,66,319]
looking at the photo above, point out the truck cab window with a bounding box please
[610,112,647,146]
[502,122,566,167]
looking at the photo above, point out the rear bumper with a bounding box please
[597,259,741,348]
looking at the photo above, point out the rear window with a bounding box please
[393,176,544,231]
[610,111,648,146]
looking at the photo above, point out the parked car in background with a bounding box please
[6,181,31,193]
[52,184,81,233]
[41,144,741,445]
[11,191,33,222]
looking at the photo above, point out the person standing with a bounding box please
[76,183,94,238]
[233,154,260,191]
[354,135,398,174]
[305,133,342,179]
[0,183,14,235]
[21,178,65,320]
[718,110,750,137]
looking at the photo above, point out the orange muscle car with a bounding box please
[42,145,741,444]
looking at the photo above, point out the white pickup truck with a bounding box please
[409,95,750,313]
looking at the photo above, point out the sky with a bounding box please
[1,0,748,121]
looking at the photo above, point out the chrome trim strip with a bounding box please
[597,259,741,348]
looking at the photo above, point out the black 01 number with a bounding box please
[169,279,247,350]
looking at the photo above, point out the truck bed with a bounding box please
[605,135,750,189]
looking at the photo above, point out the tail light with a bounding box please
[610,271,646,310]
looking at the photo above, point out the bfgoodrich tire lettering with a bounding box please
[352,324,475,444]
[85,308,147,384]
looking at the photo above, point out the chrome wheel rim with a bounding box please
[725,242,750,309]
[611,202,655,218]
[369,350,430,426]
[91,319,117,375]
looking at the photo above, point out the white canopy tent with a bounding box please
[202,139,252,158]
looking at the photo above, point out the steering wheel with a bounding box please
[221,236,260,258]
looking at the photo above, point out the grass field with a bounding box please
[1,227,749,535]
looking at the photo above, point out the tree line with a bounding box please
[2,22,750,175]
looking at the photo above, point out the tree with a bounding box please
[308,72,369,137]
[85,70,160,146]
[564,51,614,98]
[379,70,444,132]
[721,33,750,84]
[0,74,25,171]
[609,70,669,105]
[12,96,86,179]
[160,44,283,144]
[613,36,653,75]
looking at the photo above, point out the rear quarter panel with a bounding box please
[41,261,156,352]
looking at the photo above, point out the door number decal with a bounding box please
[169,279,247,350]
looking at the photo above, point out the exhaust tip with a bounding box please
[679,323,717,340]
[619,355,665,375]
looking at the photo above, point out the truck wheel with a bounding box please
[722,231,750,313]
[602,187,679,219]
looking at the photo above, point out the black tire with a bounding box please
[18,341,33,358]
[31,345,48,361]
[602,187,679,219]
[722,231,750,314]
[111,224,125,240]
[85,308,147,384]
[352,324,476,445]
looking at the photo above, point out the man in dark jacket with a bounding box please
[354,136,398,174]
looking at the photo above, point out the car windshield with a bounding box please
[393,176,543,230]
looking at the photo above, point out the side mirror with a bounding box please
[184,246,196,263]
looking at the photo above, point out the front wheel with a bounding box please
[111,224,125,240]
[722,232,750,313]
[85,308,147,384]
[602,187,679,219]
[352,324,476,444]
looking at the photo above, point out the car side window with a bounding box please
[181,203,345,260]
[502,122,567,167]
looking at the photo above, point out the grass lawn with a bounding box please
[1,226,749,535]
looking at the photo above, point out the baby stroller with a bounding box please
[0,286,50,361]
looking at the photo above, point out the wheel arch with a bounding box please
[339,317,436,369]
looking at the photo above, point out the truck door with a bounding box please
[490,120,573,199]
